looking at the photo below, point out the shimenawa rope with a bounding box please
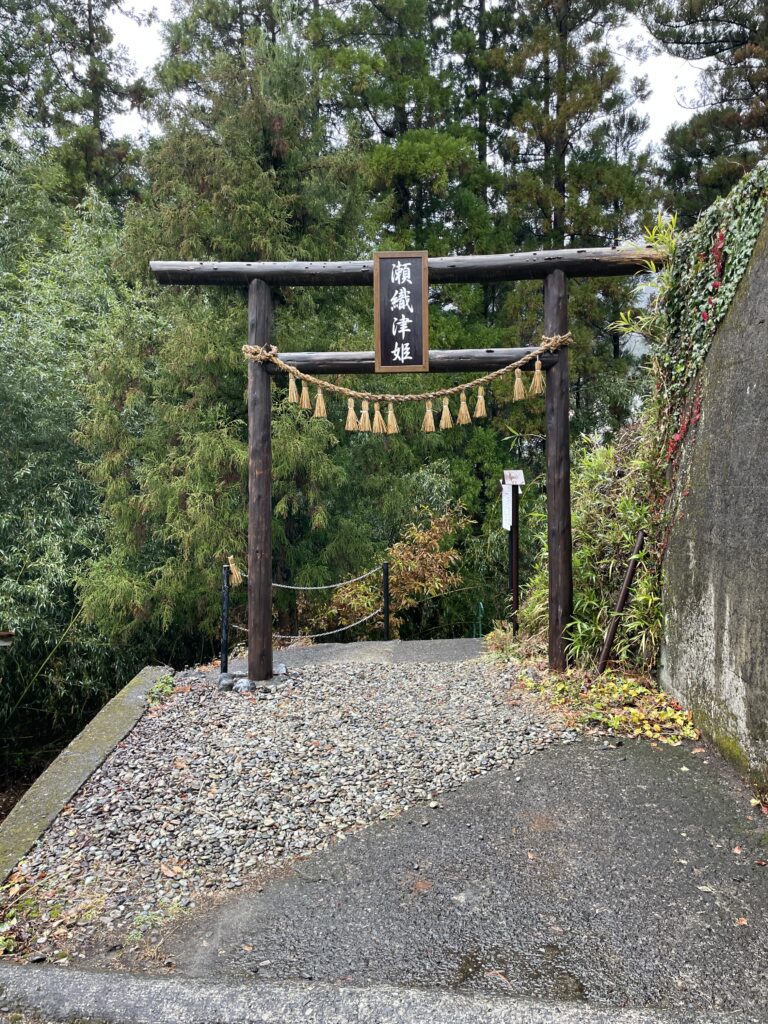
[243,333,572,405]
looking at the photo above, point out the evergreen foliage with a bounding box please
[0,1,149,202]
[0,157,140,770]
[648,0,768,222]
[0,0,750,767]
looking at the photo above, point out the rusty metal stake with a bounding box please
[597,530,645,675]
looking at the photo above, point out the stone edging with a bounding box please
[0,964,760,1024]
[0,665,169,883]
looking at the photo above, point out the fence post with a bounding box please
[220,562,230,674]
[382,561,390,641]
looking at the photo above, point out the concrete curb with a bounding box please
[0,665,169,882]
[0,964,760,1024]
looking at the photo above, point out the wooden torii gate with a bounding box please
[151,247,662,681]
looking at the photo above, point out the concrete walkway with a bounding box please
[2,641,767,1022]
[161,737,768,1017]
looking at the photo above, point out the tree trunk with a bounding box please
[552,0,569,248]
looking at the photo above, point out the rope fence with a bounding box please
[274,608,383,640]
[219,560,390,671]
[225,560,383,590]
[273,565,383,590]
[231,607,384,641]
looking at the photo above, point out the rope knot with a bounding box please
[540,332,574,350]
[247,343,278,363]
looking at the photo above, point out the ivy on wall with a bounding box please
[619,164,768,452]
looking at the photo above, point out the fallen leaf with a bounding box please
[411,878,433,894]
[754,859,767,867]
[732,846,743,855]
[484,969,513,989]
[735,917,748,926]
[691,747,706,754]
[750,799,761,807]
[697,885,714,893]
[680,766,690,772]
[241,944,253,952]
[159,863,176,879]
[173,685,191,694]
[527,852,537,861]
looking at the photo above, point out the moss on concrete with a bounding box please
[0,666,169,882]
[660,214,768,787]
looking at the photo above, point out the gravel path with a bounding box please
[3,658,574,963]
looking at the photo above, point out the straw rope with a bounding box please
[242,333,573,404]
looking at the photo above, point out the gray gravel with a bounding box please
[5,659,574,962]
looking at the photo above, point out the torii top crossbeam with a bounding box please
[151,246,663,287]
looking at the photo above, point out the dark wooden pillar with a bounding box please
[247,279,273,681]
[544,270,573,670]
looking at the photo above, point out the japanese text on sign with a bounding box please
[373,251,429,372]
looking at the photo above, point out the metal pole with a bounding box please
[597,530,646,675]
[382,561,390,641]
[220,563,230,674]
[510,485,520,636]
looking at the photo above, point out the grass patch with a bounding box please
[147,674,175,707]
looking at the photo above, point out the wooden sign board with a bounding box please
[373,251,429,372]
[503,469,526,489]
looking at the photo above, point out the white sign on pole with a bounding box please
[503,469,526,488]
[501,484,513,531]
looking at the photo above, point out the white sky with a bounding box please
[110,1,705,148]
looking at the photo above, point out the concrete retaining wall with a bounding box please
[659,218,768,785]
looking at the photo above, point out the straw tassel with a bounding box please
[358,400,371,432]
[372,401,387,433]
[288,375,299,404]
[313,387,327,419]
[345,398,358,431]
[300,380,312,410]
[386,402,399,434]
[473,386,487,418]
[530,358,545,395]
[457,391,471,425]
[422,400,436,433]
[227,555,243,587]
[513,368,526,401]
[439,396,453,429]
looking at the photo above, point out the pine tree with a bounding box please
[79,10,375,645]
[647,0,768,219]
[311,0,486,249]
[0,0,149,202]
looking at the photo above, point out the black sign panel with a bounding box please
[373,251,429,372]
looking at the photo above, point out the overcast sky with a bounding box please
[109,0,706,148]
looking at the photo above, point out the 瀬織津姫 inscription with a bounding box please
[373,251,429,372]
